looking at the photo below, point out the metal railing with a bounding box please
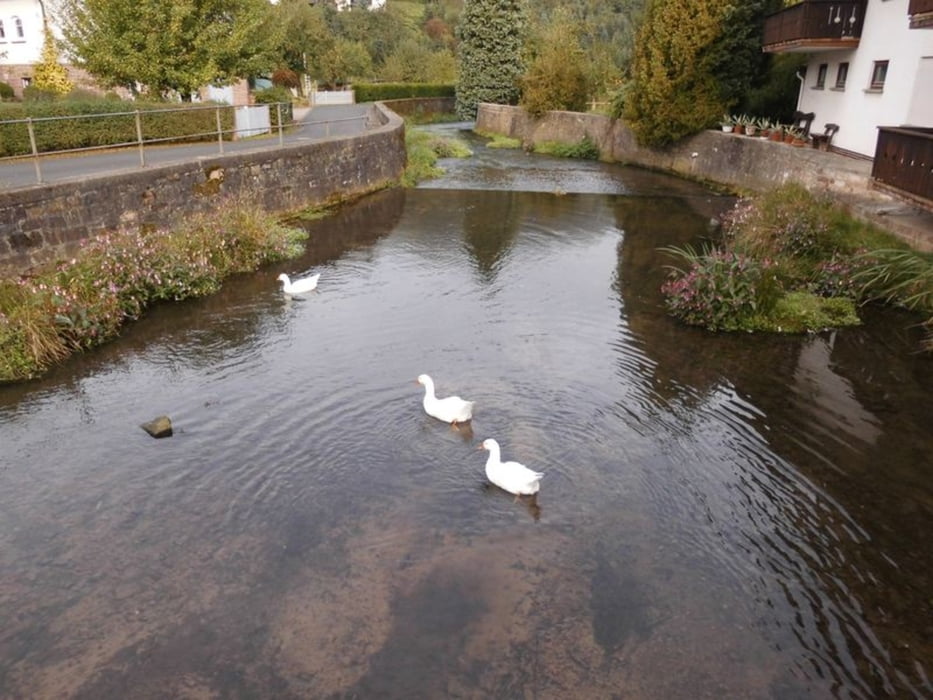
[908,0,933,26]
[0,102,369,186]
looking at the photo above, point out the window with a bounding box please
[14,17,24,39]
[835,62,849,89]
[870,60,888,90]
[0,20,5,40]
[815,63,828,89]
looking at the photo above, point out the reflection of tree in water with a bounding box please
[612,194,933,694]
[462,189,525,280]
[0,189,409,397]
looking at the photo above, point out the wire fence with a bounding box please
[0,102,369,186]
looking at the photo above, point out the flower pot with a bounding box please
[769,131,783,142]
[721,125,732,132]
[744,126,757,136]
[733,125,743,134]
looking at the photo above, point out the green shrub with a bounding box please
[354,83,455,102]
[0,100,237,157]
[0,195,307,383]
[660,246,782,331]
[0,82,14,100]
[534,137,599,160]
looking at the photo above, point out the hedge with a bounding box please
[0,100,239,158]
[353,83,455,103]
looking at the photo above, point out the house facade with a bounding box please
[763,0,933,158]
[0,0,44,94]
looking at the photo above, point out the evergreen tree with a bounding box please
[623,0,770,146]
[455,0,527,120]
[32,24,74,96]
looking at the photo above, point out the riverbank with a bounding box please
[475,104,933,252]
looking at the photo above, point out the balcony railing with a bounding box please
[762,0,866,52]
[871,127,933,207]
[908,0,933,28]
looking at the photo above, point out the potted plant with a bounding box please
[720,114,735,132]
[769,124,785,142]
[757,117,771,139]
[742,115,757,136]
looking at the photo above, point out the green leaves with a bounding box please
[455,0,528,120]
[59,0,279,99]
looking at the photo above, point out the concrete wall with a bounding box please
[476,103,932,251]
[0,103,406,275]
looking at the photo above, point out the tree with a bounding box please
[59,0,280,100]
[455,0,527,120]
[622,0,769,146]
[32,24,74,96]
[520,9,592,117]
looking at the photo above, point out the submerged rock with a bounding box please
[141,416,173,438]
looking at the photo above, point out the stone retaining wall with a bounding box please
[0,102,406,275]
[476,103,933,251]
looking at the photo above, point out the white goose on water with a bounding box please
[277,272,320,296]
[416,374,474,426]
[480,438,543,497]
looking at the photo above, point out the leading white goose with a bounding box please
[277,272,320,296]
[480,438,544,497]
[416,374,474,426]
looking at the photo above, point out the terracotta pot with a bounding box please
[769,131,783,142]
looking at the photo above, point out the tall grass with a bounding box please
[660,184,917,340]
[401,126,472,187]
[0,194,308,383]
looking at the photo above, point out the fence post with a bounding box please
[26,118,42,184]
[134,110,146,167]
[216,106,224,154]
[277,103,284,146]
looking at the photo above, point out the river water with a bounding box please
[1,125,930,699]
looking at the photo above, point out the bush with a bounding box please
[533,137,599,160]
[401,127,471,187]
[0,81,14,100]
[0,195,308,383]
[354,83,455,102]
[660,246,781,331]
[0,100,237,157]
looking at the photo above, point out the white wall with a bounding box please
[796,0,933,156]
[0,0,43,65]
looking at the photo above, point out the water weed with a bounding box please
[0,195,307,383]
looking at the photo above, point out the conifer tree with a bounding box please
[32,24,74,96]
[455,0,527,121]
[623,0,770,146]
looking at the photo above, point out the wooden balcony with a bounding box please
[872,127,933,208]
[909,0,933,28]
[762,0,866,53]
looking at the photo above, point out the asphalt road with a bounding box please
[0,104,372,191]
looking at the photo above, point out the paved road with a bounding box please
[0,104,372,191]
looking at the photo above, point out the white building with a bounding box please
[763,0,933,157]
[0,0,45,93]
[762,0,933,205]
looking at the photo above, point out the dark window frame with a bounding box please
[835,62,849,89]
[870,60,888,90]
[815,63,828,89]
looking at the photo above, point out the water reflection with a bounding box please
[0,134,930,699]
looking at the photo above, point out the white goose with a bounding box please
[480,438,544,497]
[416,374,474,426]
[277,272,320,296]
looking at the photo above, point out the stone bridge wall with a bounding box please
[0,102,406,275]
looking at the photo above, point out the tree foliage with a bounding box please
[455,0,528,120]
[623,0,772,146]
[520,9,592,117]
[59,0,280,100]
[32,24,73,96]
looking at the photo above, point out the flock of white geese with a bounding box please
[278,270,545,500]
